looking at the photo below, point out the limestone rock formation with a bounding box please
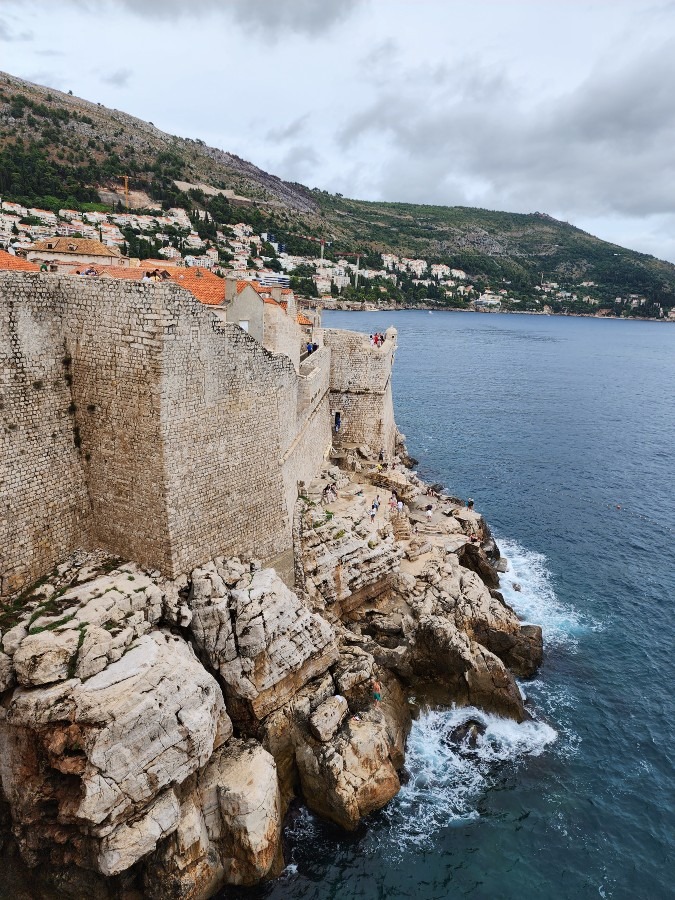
[144,740,283,897]
[300,505,403,614]
[1,631,231,876]
[186,563,339,729]
[0,459,545,897]
[295,713,401,830]
[309,695,349,742]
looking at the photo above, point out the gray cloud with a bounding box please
[266,115,309,143]
[100,67,132,88]
[275,144,321,183]
[59,0,364,35]
[335,38,675,222]
[8,0,364,36]
[0,21,32,42]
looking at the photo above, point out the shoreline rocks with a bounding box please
[0,456,543,898]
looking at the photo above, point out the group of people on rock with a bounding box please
[369,332,386,347]
[388,491,404,515]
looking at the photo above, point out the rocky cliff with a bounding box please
[0,447,542,898]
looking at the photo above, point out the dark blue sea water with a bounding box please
[239,311,675,900]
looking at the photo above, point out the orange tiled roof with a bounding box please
[0,250,39,272]
[165,267,226,306]
[296,313,313,326]
[31,238,122,258]
[74,264,227,306]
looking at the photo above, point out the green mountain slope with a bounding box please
[1,70,673,316]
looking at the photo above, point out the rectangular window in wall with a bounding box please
[238,320,249,333]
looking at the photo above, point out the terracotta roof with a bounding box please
[30,238,122,258]
[165,267,226,306]
[0,250,39,272]
[236,280,271,296]
[296,313,313,326]
[81,264,227,306]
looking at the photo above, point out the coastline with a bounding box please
[0,446,544,899]
[318,302,675,322]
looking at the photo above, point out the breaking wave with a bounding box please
[496,537,588,650]
[380,706,557,852]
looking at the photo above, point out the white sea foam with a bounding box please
[496,537,585,649]
[381,706,557,851]
[284,537,573,859]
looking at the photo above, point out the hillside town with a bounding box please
[0,196,671,319]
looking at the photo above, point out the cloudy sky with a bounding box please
[2,0,675,261]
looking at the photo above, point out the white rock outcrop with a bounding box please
[187,565,339,726]
[1,631,231,875]
[295,714,401,830]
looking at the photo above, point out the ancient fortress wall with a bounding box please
[156,304,297,576]
[1,276,396,594]
[264,302,301,372]
[322,327,398,457]
[0,277,93,595]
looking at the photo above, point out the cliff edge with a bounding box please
[0,452,542,898]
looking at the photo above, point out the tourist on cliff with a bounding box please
[372,678,382,707]
[370,503,377,523]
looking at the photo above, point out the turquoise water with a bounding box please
[231,311,675,900]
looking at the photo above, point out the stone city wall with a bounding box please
[322,327,398,456]
[0,277,94,594]
[322,327,396,395]
[1,276,396,594]
[157,300,298,576]
[0,274,328,590]
[264,302,302,372]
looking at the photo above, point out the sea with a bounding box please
[230,310,675,900]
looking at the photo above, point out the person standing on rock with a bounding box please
[372,678,382,707]
[370,502,377,523]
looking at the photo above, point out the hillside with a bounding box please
[1,70,674,315]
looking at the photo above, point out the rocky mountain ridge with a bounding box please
[1,70,674,310]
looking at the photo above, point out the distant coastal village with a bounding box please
[1,194,672,320]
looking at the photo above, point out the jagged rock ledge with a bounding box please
[0,448,543,899]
